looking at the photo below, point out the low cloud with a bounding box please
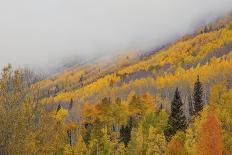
[0,0,231,72]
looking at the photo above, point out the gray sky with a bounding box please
[0,0,232,71]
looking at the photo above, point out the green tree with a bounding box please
[120,117,133,147]
[164,88,187,141]
[189,100,194,118]
[193,76,204,115]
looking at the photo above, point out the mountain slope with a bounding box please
[40,20,232,108]
[33,16,232,154]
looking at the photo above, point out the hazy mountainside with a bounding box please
[40,17,232,107]
[38,51,142,98]
[195,12,232,34]
[39,13,232,93]
[1,14,232,154]
[31,17,232,154]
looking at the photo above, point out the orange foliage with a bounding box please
[197,110,224,155]
[82,103,99,125]
[66,122,77,130]
[166,139,185,155]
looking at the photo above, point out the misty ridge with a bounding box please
[0,0,232,73]
[1,0,232,154]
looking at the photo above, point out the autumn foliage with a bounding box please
[1,18,232,155]
[197,110,224,155]
[166,139,185,155]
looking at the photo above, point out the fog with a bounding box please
[0,0,232,72]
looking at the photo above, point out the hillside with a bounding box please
[26,18,232,154]
[1,0,232,153]
[1,15,232,154]
[41,20,232,107]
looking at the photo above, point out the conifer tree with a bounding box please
[159,103,163,112]
[69,98,73,111]
[57,104,61,112]
[193,76,204,115]
[164,88,187,141]
[67,129,72,146]
[189,100,194,118]
[120,117,133,146]
[204,26,209,33]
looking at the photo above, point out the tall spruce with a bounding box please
[164,88,187,141]
[189,100,194,118]
[69,98,73,111]
[120,117,133,147]
[193,75,204,115]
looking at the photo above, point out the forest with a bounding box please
[1,18,232,155]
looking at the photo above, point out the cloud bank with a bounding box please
[0,0,232,71]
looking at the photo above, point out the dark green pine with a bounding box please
[165,88,187,141]
[193,75,204,115]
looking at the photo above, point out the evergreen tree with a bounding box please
[159,103,163,112]
[120,117,133,147]
[204,26,208,33]
[69,98,73,111]
[56,104,61,112]
[189,100,194,118]
[67,129,72,146]
[193,76,204,115]
[164,88,187,141]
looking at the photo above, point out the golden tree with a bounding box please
[0,65,66,155]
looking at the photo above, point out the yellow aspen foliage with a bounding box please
[114,142,126,155]
[0,65,66,155]
[216,89,232,153]
[53,74,120,103]
[146,127,166,155]
[209,84,227,105]
[155,54,232,90]
[127,126,144,155]
[88,127,114,155]
[140,93,156,112]
[73,135,88,155]
[118,25,232,75]
[54,107,69,121]
[111,100,129,126]
[63,144,73,155]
